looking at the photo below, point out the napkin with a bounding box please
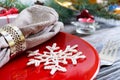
[0,5,64,68]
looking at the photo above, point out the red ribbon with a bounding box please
[0,7,18,17]
[0,7,18,24]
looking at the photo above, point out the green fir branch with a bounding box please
[44,0,120,23]
[0,0,29,12]
[78,2,120,20]
[44,0,75,24]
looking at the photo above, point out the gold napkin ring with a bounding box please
[0,24,26,57]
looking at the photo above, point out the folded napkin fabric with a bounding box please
[0,5,64,68]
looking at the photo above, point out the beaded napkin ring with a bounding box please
[0,24,26,57]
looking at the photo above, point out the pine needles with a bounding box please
[0,0,29,12]
[44,0,120,23]
[44,0,75,24]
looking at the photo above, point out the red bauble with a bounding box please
[77,9,95,23]
[77,9,94,19]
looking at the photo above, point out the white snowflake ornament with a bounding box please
[27,43,86,75]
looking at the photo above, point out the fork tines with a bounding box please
[99,39,120,66]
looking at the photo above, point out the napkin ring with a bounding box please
[0,24,26,57]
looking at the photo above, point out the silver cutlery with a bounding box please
[99,39,120,67]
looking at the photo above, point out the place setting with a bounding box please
[0,0,120,80]
[0,4,100,80]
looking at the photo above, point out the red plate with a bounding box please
[0,32,100,80]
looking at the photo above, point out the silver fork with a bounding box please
[99,39,120,67]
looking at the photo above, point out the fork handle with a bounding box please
[100,60,113,67]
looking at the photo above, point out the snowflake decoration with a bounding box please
[27,43,86,75]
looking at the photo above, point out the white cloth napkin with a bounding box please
[0,5,64,68]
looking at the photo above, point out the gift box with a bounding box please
[0,14,18,27]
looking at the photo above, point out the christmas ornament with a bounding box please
[77,9,95,23]
[71,9,100,35]
[44,0,120,23]
[108,4,118,12]
[54,0,78,11]
[71,21,99,34]
[108,4,120,14]
[114,7,120,14]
